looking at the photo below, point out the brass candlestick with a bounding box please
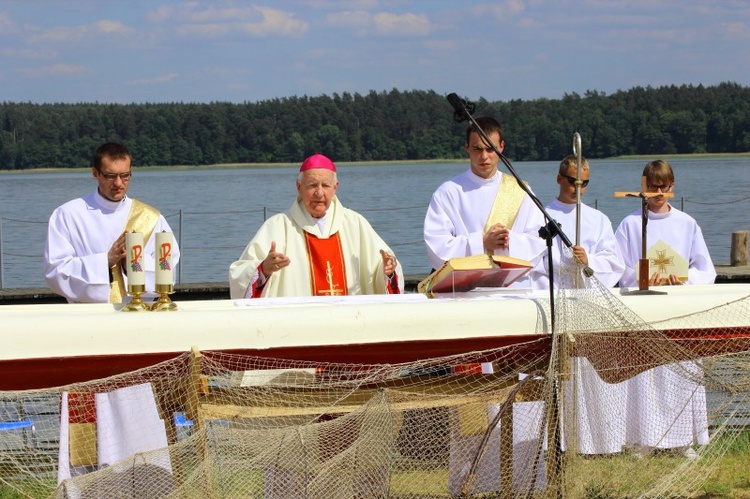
[152,283,178,311]
[123,284,151,312]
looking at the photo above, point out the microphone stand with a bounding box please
[447,93,590,497]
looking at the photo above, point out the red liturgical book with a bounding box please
[418,254,532,296]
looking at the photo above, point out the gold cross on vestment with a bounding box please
[320,261,343,296]
[651,248,675,274]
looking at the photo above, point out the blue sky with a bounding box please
[0,1,747,104]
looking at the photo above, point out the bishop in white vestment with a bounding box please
[229,154,402,299]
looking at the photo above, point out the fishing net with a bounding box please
[2,251,750,498]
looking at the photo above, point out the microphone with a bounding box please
[446,93,475,123]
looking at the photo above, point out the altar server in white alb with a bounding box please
[616,159,715,287]
[532,154,625,289]
[616,159,715,458]
[423,116,545,285]
[229,153,402,299]
[45,143,179,304]
[534,155,627,455]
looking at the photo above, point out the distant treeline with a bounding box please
[0,81,748,169]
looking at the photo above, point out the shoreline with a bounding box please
[1,153,748,175]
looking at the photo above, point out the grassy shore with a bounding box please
[2,433,749,498]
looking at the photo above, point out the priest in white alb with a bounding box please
[615,159,715,458]
[425,117,547,492]
[229,153,402,299]
[44,143,179,304]
[423,116,546,287]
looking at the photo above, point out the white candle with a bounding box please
[125,232,146,288]
[155,231,174,288]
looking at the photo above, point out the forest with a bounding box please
[0,81,748,170]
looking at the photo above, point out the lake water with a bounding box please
[1,157,748,288]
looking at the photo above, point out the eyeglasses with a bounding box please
[646,183,671,192]
[564,175,589,188]
[99,171,132,182]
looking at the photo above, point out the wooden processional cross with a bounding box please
[614,176,675,294]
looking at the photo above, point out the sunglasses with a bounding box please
[564,175,589,188]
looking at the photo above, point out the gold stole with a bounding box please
[109,200,160,303]
[304,232,348,296]
[483,174,526,251]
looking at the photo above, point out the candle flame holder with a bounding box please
[123,284,151,312]
[152,284,178,311]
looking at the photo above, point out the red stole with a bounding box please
[304,232,348,296]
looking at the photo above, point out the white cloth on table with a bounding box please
[531,198,625,289]
[45,190,179,303]
[615,204,715,451]
[58,382,171,485]
[229,195,402,299]
[423,169,546,288]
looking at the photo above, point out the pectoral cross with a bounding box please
[320,261,343,296]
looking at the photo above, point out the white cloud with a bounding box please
[147,4,176,23]
[300,0,379,10]
[471,0,525,20]
[28,25,85,43]
[304,48,330,60]
[723,22,749,41]
[326,10,372,34]
[327,10,431,37]
[246,6,307,36]
[28,20,132,43]
[175,23,229,37]
[423,39,460,52]
[130,73,180,85]
[1,0,746,104]
[0,11,20,36]
[149,3,268,23]
[18,63,87,77]
[374,12,431,36]
[94,20,131,35]
[2,47,57,59]
[154,4,307,37]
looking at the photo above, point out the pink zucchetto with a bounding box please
[299,153,336,172]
